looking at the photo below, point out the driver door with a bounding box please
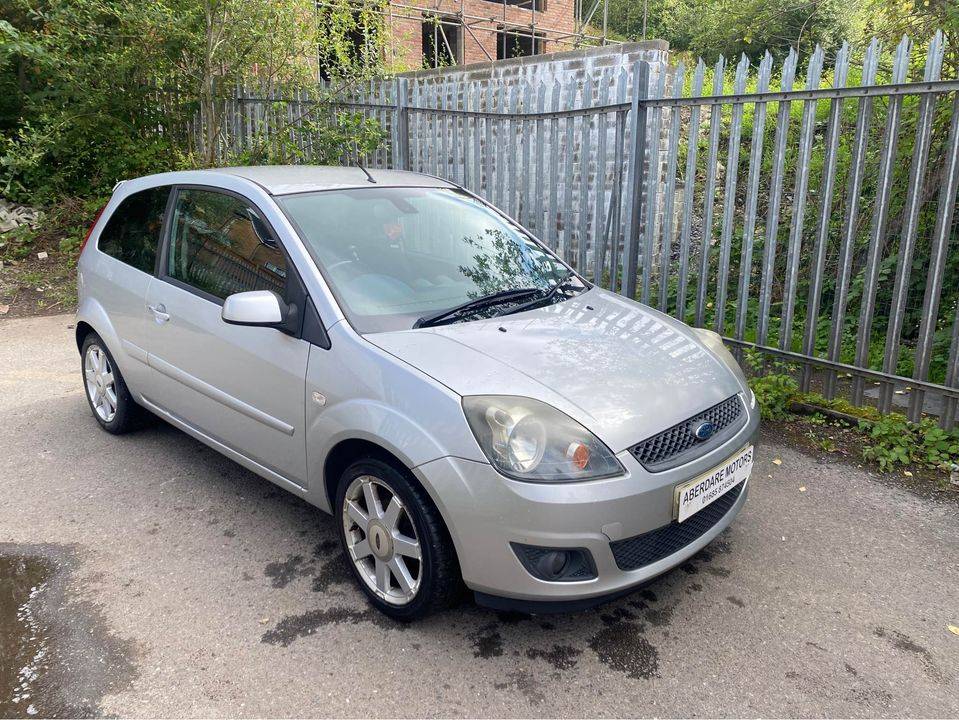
[141,186,309,489]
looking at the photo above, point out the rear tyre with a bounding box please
[80,332,140,434]
[336,457,460,620]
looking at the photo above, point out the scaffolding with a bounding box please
[316,0,614,68]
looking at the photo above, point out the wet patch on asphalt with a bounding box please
[588,594,661,679]
[310,541,353,594]
[260,536,411,645]
[524,644,582,670]
[874,627,943,681]
[261,607,373,646]
[625,594,673,627]
[262,541,354,597]
[468,623,504,658]
[257,533,741,693]
[254,532,742,696]
[0,553,51,717]
[599,606,636,626]
[494,670,546,704]
[786,660,896,710]
[588,624,660,679]
[0,544,136,718]
[263,554,313,589]
[494,611,529,625]
[260,605,408,646]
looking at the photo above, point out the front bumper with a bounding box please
[414,395,759,607]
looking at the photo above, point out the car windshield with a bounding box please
[279,187,583,333]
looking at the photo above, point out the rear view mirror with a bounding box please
[222,290,287,328]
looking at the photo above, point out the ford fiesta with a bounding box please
[75,166,759,619]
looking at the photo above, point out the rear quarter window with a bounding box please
[97,187,170,273]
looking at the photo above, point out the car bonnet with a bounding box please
[364,288,745,454]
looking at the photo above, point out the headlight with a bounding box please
[692,327,748,388]
[462,395,625,482]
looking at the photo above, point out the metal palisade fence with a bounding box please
[189,34,959,428]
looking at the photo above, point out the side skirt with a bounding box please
[138,395,311,500]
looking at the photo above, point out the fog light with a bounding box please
[511,543,597,582]
[536,551,569,579]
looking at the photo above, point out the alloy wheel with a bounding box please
[84,344,117,423]
[342,475,422,605]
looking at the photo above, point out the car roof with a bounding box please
[212,165,456,195]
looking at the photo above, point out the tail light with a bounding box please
[79,205,107,254]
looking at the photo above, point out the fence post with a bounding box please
[622,60,650,300]
[393,77,410,170]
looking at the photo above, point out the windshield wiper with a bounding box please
[414,287,545,328]
[495,270,583,318]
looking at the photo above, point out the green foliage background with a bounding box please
[0,0,387,204]
[604,0,957,68]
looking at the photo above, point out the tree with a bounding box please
[0,0,386,200]
[0,0,176,200]
[860,0,959,74]
[606,0,867,62]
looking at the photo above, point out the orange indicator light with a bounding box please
[567,442,590,470]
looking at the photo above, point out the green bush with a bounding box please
[1,120,174,205]
[748,372,798,420]
[1,0,388,204]
[860,414,959,472]
[0,223,39,260]
[224,108,386,168]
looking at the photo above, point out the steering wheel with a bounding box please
[326,259,354,272]
[326,244,361,273]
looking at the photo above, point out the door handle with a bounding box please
[147,303,170,323]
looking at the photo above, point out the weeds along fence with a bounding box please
[181,33,959,428]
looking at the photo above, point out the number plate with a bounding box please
[674,445,753,523]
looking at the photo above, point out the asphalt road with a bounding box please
[1,313,958,718]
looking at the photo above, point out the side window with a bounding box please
[166,189,288,301]
[97,187,169,273]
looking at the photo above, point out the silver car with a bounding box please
[76,166,759,619]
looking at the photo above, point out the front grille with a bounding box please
[629,395,745,471]
[609,481,744,571]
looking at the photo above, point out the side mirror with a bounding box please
[222,290,287,328]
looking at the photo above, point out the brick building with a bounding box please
[381,0,580,70]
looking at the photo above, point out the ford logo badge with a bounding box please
[693,421,716,441]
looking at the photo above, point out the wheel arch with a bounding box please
[74,297,122,358]
[73,297,147,401]
[322,437,463,570]
[324,438,421,514]
[75,320,95,352]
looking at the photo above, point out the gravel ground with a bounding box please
[1,313,958,718]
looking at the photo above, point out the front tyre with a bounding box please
[81,332,140,434]
[336,458,460,620]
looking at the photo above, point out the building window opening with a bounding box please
[496,28,543,60]
[318,8,381,80]
[483,0,546,10]
[422,16,461,68]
